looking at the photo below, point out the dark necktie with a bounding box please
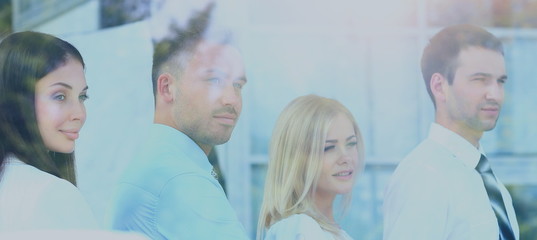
[476,154,516,240]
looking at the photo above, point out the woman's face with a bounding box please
[316,113,359,200]
[35,58,88,153]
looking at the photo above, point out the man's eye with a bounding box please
[233,82,243,89]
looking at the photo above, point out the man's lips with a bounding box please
[481,107,500,114]
[214,114,237,125]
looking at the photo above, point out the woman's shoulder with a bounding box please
[0,158,97,230]
[2,159,57,191]
[281,214,320,228]
[265,214,333,240]
[2,159,75,193]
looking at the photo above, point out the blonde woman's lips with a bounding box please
[332,170,353,180]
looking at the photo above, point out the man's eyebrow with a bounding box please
[469,72,492,78]
[469,72,508,81]
[204,69,247,83]
[236,76,248,83]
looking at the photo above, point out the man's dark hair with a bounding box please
[421,24,504,106]
[150,3,214,99]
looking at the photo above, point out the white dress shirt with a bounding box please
[0,156,97,232]
[383,123,519,240]
[265,214,353,240]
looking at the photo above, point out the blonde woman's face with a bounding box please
[316,113,359,200]
[35,58,88,153]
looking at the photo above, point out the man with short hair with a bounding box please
[383,24,519,240]
[109,3,249,239]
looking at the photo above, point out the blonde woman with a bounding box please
[257,95,364,240]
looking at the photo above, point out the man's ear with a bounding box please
[157,73,175,103]
[430,73,447,104]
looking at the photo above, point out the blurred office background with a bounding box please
[2,0,536,239]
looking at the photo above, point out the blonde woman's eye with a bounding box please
[347,141,358,147]
[324,145,335,152]
[207,77,222,85]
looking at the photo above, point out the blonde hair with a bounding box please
[257,94,365,240]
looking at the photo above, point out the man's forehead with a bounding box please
[190,41,243,64]
[454,47,506,77]
[458,46,504,59]
[180,41,245,78]
[456,47,505,66]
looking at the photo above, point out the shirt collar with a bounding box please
[4,154,24,165]
[428,123,485,169]
[149,123,213,173]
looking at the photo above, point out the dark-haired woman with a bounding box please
[0,31,97,231]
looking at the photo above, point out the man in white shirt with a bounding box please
[383,24,519,240]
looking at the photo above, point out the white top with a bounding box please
[265,214,353,240]
[0,156,97,232]
[383,123,519,240]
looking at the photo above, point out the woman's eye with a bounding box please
[324,145,335,152]
[208,78,222,84]
[54,94,66,101]
[79,94,89,102]
[347,141,358,147]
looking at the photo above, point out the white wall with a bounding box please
[64,21,154,224]
[34,0,99,36]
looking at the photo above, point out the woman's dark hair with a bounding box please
[0,31,85,185]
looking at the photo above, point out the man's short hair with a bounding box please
[150,3,214,98]
[421,24,504,106]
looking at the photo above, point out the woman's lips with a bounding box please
[60,130,79,140]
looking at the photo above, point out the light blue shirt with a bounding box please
[109,124,249,240]
[383,123,519,240]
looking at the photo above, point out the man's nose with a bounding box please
[485,81,504,103]
[220,82,241,106]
